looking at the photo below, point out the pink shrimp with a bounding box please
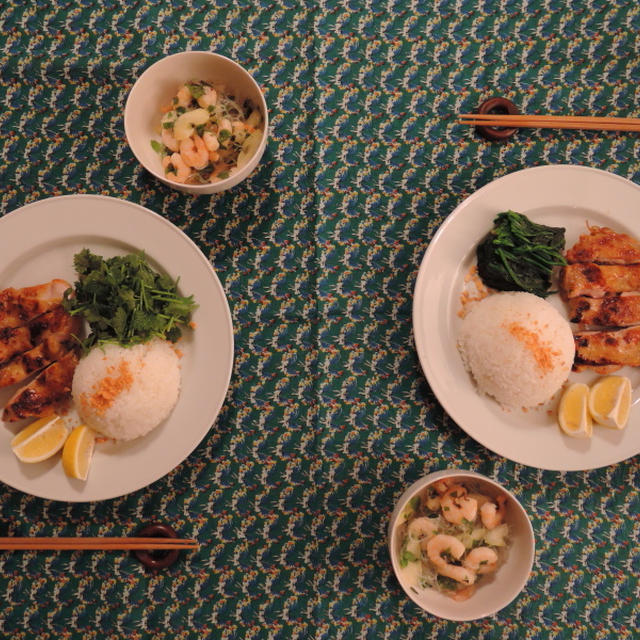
[450,584,477,601]
[161,127,179,152]
[440,485,478,525]
[162,153,191,183]
[480,495,507,530]
[425,535,476,586]
[179,134,209,170]
[463,546,499,575]
[176,85,192,108]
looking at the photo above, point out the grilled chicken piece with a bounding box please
[573,326,640,369]
[0,305,76,367]
[0,306,81,388]
[568,294,640,327]
[566,226,640,265]
[0,326,32,364]
[0,279,70,330]
[560,263,640,298]
[2,351,78,422]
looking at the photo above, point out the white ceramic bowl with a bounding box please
[388,469,535,621]
[124,51,268,194]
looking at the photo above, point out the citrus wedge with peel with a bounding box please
[62,425,96,481]
[588,376,631,430]
[558,383,593,438]
[11,416,70,463]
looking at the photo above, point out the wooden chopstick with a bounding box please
[458,113,640,132]
[0,537,198,551]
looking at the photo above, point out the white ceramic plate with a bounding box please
[413,165,640,471]
[0,195,234,501]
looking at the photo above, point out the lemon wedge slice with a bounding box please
[588,376,631,430]
[558,383,593,438]
[11,416,70,463]
[62,425,97,481]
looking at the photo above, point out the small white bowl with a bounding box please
[124,51,268,194]
[388,469,535,621]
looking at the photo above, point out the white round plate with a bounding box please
[0,195,234,501]
[413,165,640,471]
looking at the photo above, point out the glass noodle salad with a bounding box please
[397,479,510,601]
[151,80,264,184]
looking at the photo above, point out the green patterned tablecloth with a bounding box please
[1,1,639,638]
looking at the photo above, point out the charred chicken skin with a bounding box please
[573,326,640,370]
[565,225,640,265]
[0,279,70,329]
[0,281,79,422]
[2,351,78,422]
[0,305,81,388]
[568,294,640,327]
[562,225,640,370]
[560,263,640,299]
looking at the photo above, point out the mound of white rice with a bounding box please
[72,338,181,441]
[458,292,574,408]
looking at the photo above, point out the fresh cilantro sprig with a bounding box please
[63,249,197,352]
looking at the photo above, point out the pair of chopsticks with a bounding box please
[458,113,640,132]
[0,536,198,551]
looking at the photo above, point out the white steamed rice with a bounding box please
[458,292,575,407]
[72,338,181,441]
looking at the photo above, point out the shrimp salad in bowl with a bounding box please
[396,478,510,602]
[151,80,264,185]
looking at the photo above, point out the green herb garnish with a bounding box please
[186,82,204,99]
[399,548,418,568]
[476,210,566,298]
[218,171,230,179]
[150,140,166,156]
[218,129,231,141]
[437,576,459,591]
[62,249,198,352]
[162,121,174,130]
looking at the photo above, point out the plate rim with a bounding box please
[412,164,640,471]
[0,194,234,501]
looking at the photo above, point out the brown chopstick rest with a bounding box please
[134,523,180,569]
[476,97,519,141]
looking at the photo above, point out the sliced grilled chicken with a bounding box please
[0,326,32,364]
[0,305,77,367]
[2,351,78,422]
[0,306,81,388]
[566,226,640,265]
[573,326,640,370]
[560,263,640,298]
[0,279,70,329]
[568,294,640,327]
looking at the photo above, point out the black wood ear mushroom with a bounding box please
[476,97,519,141]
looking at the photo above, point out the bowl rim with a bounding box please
[388,468,535,621]
[124,50,269,192]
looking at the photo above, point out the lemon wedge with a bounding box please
[11,416,70,463]
[588,376,631,430]
[558,383,593,438]
[62,425,97,481]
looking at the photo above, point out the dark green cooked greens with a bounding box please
[476,210,567,298]
[62,249,197,351]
